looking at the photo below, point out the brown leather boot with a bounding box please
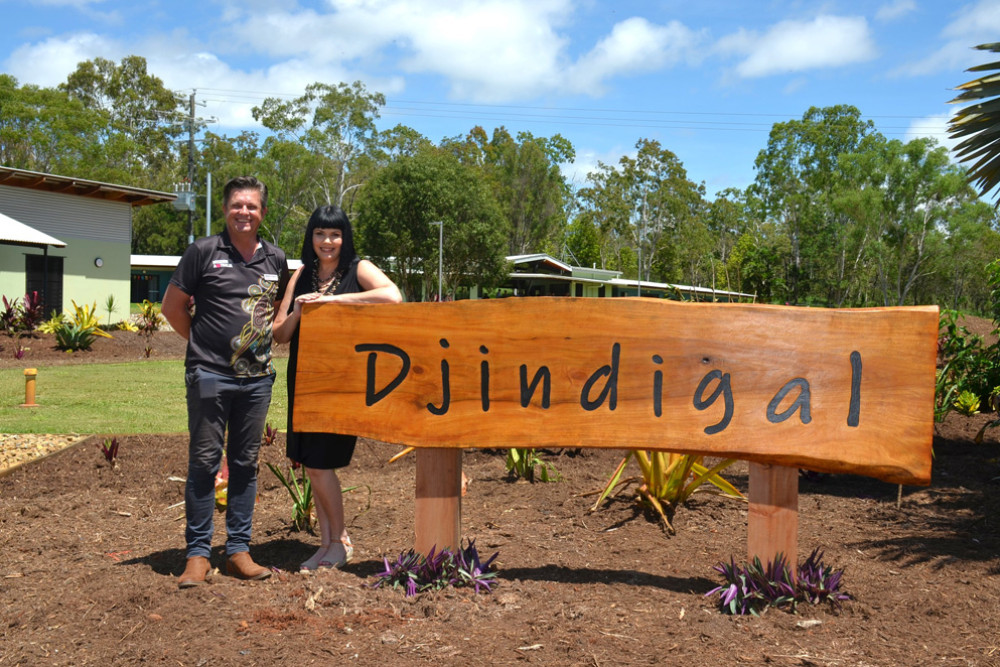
[225,551,271,580]
[178,556,211,589]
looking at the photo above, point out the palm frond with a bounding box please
[949,43,1000,204]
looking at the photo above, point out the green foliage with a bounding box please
[450,127,574,256]
[953,390,981,416]
[54,301,113,351]
[935,309,1000,422]
[103,294,117,326]
[266,461,314,532]
[592,451,743,534]
[35,311,66,334]
[576,138,707,284]
[505,448,560,482]
[356,145,511,301]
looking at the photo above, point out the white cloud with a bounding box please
[211,0,703,102]
[567,18,704,95]
[894,0,1000,76]
[719,15,877,78]
[905,111,959,155]
[5,32,119,87]
[561,145,632,186]
[875,0,915,23]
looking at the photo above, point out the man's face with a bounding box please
[225,189,265,238]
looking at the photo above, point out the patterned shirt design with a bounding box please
[230,276,280,375]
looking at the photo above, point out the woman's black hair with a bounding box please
[295,205,357,298]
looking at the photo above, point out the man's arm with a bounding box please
[161,284,193,340]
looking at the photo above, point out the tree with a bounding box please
[576,139,705,285]
[750,105,877,305]
[355,147,510,302]
[948,42,1000,204]
[0,74,106,175]
[862,138,974,306]
[60,56,185,183]
[253,81,385,211]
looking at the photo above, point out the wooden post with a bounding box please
[747,462,798,572]
[414,448,462,555]
[20,368,39,408]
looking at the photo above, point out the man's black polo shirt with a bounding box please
[169,230,288,378]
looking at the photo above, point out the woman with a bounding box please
[273,205,402,571]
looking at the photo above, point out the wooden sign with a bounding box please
[293,298,937,486]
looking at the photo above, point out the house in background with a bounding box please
[0,166,175,317]
[131,252,754,303]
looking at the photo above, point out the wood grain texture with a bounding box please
[293,297,938,485]
[414,448,462,554]
[748,463,799,568]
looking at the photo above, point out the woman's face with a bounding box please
[313,227,343,264]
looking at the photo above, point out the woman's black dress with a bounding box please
[284,257,360,469]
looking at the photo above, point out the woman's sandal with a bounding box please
[317,537,353,569]
[299,544,330,572]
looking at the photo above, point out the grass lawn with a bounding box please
[0,358,289,434]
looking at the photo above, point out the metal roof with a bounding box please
[0,166,176,207]
[0,210,66,248]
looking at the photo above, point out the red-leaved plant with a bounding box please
[99,437,120,469]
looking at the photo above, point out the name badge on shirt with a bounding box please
[213,259,232,268]
[263,273,279,281]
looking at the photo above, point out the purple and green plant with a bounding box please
[370,539,499,597]
[796,549,851,610]
[262,423,279,447]
[99,437,120,468]
[706,548,850,616]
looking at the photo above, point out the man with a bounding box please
[162,176,287,588]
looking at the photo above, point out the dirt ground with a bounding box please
[1,324,1000,666]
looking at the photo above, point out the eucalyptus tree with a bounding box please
[706,188,752,292]
[60,55,185,184]
[355,146,510,302]
[253,80,385,211]
[750,105,877,305]
[923,199,1000,312]
[0,74,106,175]
[446,127,574,256]
[857,138,975,306]
[577,139,705,284]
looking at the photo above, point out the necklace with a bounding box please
[312,266,344,294]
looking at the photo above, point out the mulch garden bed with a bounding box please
[1,326,999,665]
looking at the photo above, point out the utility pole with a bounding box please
[187,92,196,245]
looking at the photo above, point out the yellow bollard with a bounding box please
[20,368,39,408]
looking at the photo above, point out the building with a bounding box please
[130,252,754,304]
[0,167,175,317]
[500,253,756,302]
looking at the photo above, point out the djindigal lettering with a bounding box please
[355,342,863,435]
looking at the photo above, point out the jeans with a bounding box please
[184,368,274,559]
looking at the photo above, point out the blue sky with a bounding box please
[1,0,998,197]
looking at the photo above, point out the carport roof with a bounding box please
[0,210,66,248]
